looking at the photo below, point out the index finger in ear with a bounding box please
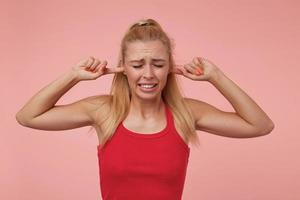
[105,66,125,74]
[170,66,183,74]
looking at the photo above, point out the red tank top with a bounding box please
[97,103,190,200]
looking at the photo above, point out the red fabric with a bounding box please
[97,103,190,200]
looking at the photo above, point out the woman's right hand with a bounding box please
[72,56,124,81]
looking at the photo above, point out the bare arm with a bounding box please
[178,57,274,138]
[184,70,274,138]
[15,56,122,130]
[15,71,92,130]
[207,69,274,135]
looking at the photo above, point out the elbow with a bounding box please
[259,122,275,136]
[15,113,24,126]
[15,112,29,127]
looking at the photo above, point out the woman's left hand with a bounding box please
[173,57,221,82]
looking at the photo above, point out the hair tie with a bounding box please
[138,21,152,26]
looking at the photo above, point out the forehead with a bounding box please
[125,40,168,61]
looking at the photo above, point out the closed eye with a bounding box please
[132,64,164,68]
[132,65,142,68]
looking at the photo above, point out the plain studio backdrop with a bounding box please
[1,0,299,199]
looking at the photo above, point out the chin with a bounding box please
[135,90,162,100]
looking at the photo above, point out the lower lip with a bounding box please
[138,84,158,92]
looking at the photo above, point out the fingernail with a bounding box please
[196,68,203,74]
[195,70,202,75]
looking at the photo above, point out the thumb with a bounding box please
[100,60,108,67]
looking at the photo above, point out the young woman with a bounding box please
[16,18,274,199]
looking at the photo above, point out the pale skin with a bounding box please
[16,40,274,146]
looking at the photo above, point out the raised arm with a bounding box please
[175,57,275,138]
[15,56,123,131]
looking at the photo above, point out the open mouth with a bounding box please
[138,84,158,89]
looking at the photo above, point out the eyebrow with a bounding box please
[129,58,166,63]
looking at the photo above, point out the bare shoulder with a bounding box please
[80,94,112,124]
[183,97,208,118]
[183,97,223,129]
[83,95,112,143]
[81,94,112,107]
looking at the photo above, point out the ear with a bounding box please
[122,66,126,75]
[120,61,127,75]
[168,66,172,74]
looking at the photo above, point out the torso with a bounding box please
[87,96,189,146]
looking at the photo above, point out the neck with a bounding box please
[129,96,165,119]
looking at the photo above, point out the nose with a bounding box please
[142,65,154,79]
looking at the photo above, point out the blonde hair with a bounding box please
[90,18,200,148]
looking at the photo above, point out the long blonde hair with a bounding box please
[90,18,200,148]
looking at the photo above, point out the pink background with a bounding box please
[1,0,299,199]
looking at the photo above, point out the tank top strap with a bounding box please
[164,103,175,131]
[165,104,178,135]
[165,103,191,152]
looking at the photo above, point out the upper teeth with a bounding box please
[140,84,156,88]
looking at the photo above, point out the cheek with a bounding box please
[159,68,170,79]
[157,72,169,86]
[125,73,139,87]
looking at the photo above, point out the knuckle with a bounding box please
[95,59,101,65]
